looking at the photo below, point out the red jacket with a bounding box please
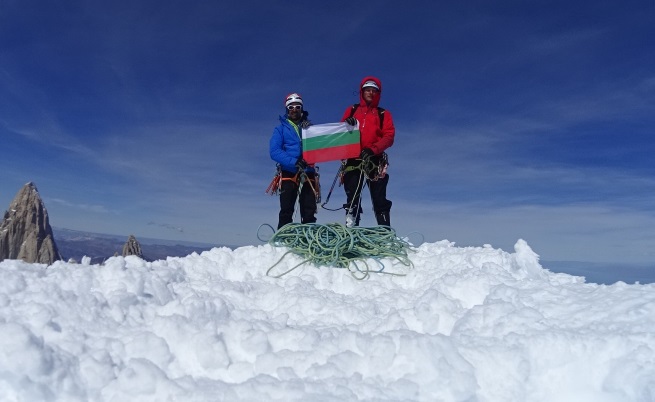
[340,76,395,156]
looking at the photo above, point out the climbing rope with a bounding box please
[321,153,387,212]
[265,222,415,280]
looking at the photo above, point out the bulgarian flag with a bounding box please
[302,122,361,164]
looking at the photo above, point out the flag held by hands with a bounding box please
[302,122,360,164]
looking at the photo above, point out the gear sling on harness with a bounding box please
[266,164,321,203]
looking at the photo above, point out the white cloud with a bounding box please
[48,198,113,214]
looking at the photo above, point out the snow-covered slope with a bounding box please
[1,240,653,401]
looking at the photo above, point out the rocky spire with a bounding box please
[0,182,62,264]
[122,234,143,258]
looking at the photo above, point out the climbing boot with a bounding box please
[375,211,390,227]
[345,208,361,228]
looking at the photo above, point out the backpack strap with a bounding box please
[377,107,385,129]
[349,104,385,129]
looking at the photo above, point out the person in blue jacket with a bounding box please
[269,93,317,229]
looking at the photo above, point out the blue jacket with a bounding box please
[269,112,314,173]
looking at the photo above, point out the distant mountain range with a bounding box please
[53,227,225,264]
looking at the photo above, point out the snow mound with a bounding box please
[0,240,654,401]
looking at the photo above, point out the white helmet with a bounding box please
[285,93,303,108]
[362,80,380,90]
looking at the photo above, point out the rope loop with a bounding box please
[266,223,415,279]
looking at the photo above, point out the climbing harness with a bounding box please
[320,152,389,212]
[266,164,321,203]
[263,222,414,280]
[266,163,322,224]
[342,152,388,181]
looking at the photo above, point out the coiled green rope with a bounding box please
[265,223,415,280]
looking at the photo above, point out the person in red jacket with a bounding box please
[341,76,395,227]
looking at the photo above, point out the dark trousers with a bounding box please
[342,158,392,226]
[278,171,317,229]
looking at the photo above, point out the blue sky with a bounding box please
[1,0,654,265]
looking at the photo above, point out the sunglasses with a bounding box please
[287,104,302,111]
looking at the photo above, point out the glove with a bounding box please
[295,158,308,170]
[345,117,357,126]
[300,120,312,129]
[360,148,374,159]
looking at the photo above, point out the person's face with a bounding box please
[362,87,379,104]
[287,103,302,120]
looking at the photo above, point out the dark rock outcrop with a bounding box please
[0,182,62,264]
[122,234,143,258]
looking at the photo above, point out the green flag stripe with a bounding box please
[302,131,360,152]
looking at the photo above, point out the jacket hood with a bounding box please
[359,76,382,108]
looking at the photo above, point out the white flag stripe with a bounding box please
[302,122,359,140]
